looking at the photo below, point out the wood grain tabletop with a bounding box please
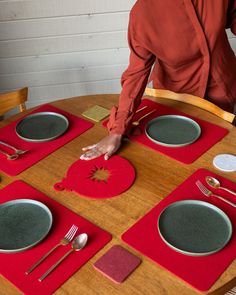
[0,94,235,295]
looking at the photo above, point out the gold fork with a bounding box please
[196,180,236,208]
[25,224,78,274]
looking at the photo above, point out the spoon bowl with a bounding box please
[206,176,221,189]
[72,233,88,251]
[7,154,19,160]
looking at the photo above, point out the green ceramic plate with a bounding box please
[0,199,53,253]
[158,200,232,256]
[145,115,201,147]
[16,112,69,142]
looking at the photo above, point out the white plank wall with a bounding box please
[0,0,135,109]
[0,0,235,110]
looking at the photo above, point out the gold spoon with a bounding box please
[205,176,236,197]
[132,109,157,127]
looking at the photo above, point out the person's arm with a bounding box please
[227,0,236,35]
[80,11,155,161]
[107,13,155,135]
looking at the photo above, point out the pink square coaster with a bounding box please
[93,245,141,283]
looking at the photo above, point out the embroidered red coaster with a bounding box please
[93,245,141,283]
[54,155,136,199]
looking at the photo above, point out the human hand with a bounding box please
[80,134,122,161]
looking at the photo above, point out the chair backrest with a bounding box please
[0,87,28,117]
[145,87,235,125]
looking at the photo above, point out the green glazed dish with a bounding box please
[158,200,232,256]
[16,112,69,142]
[0,199,53,253]
[145,115,201,147]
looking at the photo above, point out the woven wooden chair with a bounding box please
[0,87,28,118]
[225,286,236,295]
[145,87,235,125]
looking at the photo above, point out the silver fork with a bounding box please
[0,140,27,155]
[196,180,236,208]
[25,224,78,274]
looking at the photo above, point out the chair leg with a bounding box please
[19,103,26,112]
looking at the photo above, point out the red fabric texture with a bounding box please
[54,155,136,199]
[122,169,236,292]
[0,105,94,176]
[103,99,229,164]
[0,180,112,295]
[93,245,141,283]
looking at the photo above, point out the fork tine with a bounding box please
[65,225,78,240]
[196,180,204,189]
[67,225,77,236]
[66,226,78,241]
[64,225,74,239]
[196,180,206,193]
[196,180,202,187]
[196,180,201,189]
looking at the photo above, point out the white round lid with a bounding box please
[213,154,236,172]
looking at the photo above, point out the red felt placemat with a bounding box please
[0,105,94,176]
[0,180,112,295]
[103,99,229,164]
[54,155,136,199]
[122,169,236,292]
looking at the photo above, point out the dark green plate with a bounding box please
[158,200,232,256]
[16,112,69,142]
[145,115,201,147]
[0,199,52,253]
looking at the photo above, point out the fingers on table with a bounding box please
[82,144,97,151]
[80,146,104,160]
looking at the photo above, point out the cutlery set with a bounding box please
[196,176,236,208]
[26,224,88,282]
[39,233,88,282]
[0,140,27,160]
[129,105,157,135]
[132,109,157,127]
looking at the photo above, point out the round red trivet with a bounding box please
[54,155,136,199]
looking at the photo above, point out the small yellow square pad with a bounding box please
[82,105,110,122]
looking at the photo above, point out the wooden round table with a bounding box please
[0,94,235,295]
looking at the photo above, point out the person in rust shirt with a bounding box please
[81,0,236,160]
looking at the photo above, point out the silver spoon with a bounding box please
[205,176,236,197]
[39,233,88,282]
[0,149,19,160]
[0,140,28,155]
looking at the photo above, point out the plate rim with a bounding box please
[15,111,69,142]
[145,114,201,147]
[157,200,232,256]
[0,199,53,253]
